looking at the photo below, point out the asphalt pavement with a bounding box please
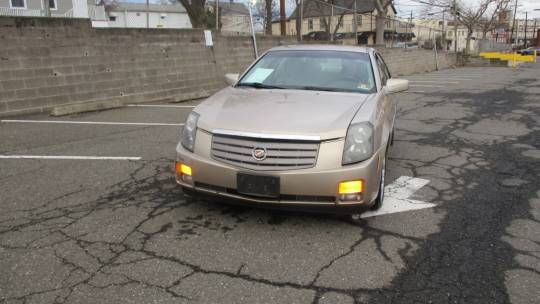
[0,63,539,304]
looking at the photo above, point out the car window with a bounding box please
[237,50,376,94]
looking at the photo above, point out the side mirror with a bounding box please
[225,73,239,85]
[386,79,409,93]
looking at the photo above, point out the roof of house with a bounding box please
[288,0,397,19]
[111,3,187,13]
[207,1,249,16]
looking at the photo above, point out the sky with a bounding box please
[394,0,540,20]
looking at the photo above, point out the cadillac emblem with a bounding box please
[252,147,267,161]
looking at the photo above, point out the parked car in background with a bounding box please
[518,47,540,56]
[395,42,418,49]
[303,31,330,41]
[175,45,409,217]
[302,31,352,41]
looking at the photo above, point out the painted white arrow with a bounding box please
[361,176,435,218]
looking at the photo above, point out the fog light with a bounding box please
[339,180,363,194]
[339,193,363,202]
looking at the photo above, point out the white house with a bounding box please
[0,0,105,19]
[104,3,191,29]
[207,1,250,34]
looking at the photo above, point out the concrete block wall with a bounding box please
[0,17,295,117]
[376,48,457,77]
[0,16,456,117]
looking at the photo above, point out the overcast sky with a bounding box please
[394,0,540,19]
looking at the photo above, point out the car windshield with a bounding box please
[236,50,376,94]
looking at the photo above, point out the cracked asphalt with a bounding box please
[0,63,539,304]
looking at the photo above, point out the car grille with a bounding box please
[210,134,320,171]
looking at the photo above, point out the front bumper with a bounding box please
[175,131,384,214]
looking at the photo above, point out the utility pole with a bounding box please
[300,0,304,41]
[509,0,518,45]
[216,1,219,30]
[442,10,446,50]
[524,11,528,47]
[534,20,538,46]
[453,0,458,52]
[146,0,149,28]
[330,4,334,41]
[280,0,286,36]
[408,10,413,42]
[353,1,358,44]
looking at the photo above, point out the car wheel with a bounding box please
[370,154,386,211]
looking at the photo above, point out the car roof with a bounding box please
[267,44,374,54]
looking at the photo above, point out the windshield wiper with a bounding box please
[298,86,342,92]
[236,82,284,89]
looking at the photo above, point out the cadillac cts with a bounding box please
[175,45,409,215]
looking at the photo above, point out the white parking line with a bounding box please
[361,176,435,218]
[406,77,474,81]
[127,104,196,108]
[409,85,446,88]
[0,155,141,160]
[1,120,184,126]
[409,81,459,84]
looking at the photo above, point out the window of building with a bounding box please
[49,0,57,10]
[308,19,313,30]
[10,0,25,8]
[136,12,141,16]
[320,17,325,27]
[109,16,116,21]
[356,15,362,26]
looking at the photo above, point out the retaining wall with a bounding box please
[0,16,457,117]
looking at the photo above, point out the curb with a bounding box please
[50,100,124,116]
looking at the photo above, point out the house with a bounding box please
[104,3,191,29]
[0,0,105,19]
[271,0,402,45]
[511,18,539,46]
[443,21,484,52]
[207,1,251,34]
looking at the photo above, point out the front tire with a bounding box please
[370,154,386,211]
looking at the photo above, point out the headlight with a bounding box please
[181,112,200,152]
[342,122,373,165]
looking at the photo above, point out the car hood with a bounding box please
[194,87,374,140]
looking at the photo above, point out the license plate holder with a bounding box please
[237,173,280,198]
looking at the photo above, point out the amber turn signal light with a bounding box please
[338,180,364,194]
[175,162,192,176]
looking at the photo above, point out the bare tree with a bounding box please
[300,0,354,41]
[373,0,394,45]
[480,0,510,38]
[256,0,278,35]
[424,0,509,53]
[178,0,209,28]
